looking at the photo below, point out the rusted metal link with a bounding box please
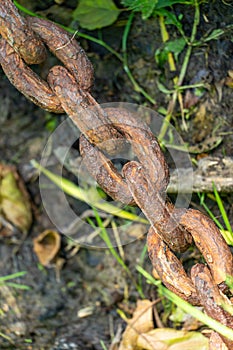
[79,107,170,206]
[27,16,94,92]
[0,0,46,64]
[1,2,233,348]
[126,157,233,301]
[209,331,229,350]
[191,264,233,348]
[123,161,192,252]
[0,13,94,113]
[47,66,124,155]
[0,38,63,113]
[181,209,233,285]
[80,134,135,205]
[147,226,199,304]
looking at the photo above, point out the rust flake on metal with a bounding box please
[0,0,46,64]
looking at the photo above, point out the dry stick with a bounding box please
[158,0,200,141]
[168,156,233,193]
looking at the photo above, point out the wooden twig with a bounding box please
[168,157,233,193]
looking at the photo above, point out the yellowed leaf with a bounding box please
[225,77,233,88]
[0,164,32,233]
[119,299,154,350]
[225,71,233,88]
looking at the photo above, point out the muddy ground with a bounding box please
[0,1,233,349]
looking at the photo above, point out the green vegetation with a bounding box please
[198,184,233,245]
[0,271,29,290]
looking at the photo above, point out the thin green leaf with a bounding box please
[121,0,158,19]
[4,282,30,290]
[100,340,108,350]
[13,0,40,16]
[0,332,14,344]
[73,0,121,30]
[157,80,173,94]
[204,28,225,42]
[213,182,233,234]
[164,37,186,60]
[197,192,224,230]
[0,271,27,282]
[220,230,233,246]
[32,160,148,224]
[93,208,130,272]
[198,192,233,245]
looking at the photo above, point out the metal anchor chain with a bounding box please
[1,1,233,347]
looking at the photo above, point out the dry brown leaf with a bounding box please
[137,328,209,350]
[33,229,61,266]
[0,164,32,234]
[119,299,154,350]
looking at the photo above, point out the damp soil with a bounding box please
[0,1,233,349]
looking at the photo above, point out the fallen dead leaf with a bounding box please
[119,299,153,350]
[137,328,209,350]
[33,229,61,266]
[0,164,32,234]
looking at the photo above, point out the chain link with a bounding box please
[1,1,233,347]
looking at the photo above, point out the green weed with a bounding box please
[87,208,145,298]
[198,185,233,245]
[0,271,30,290]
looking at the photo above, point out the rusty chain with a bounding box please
[1,1,233,347]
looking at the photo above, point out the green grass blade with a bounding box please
[100,340,108,350]
[92,209,145,297]
[32,160,148,224]
[213,182,233,234]
[198,192,233,245]
[93,208,131,273]
[4,282,31,290]
[197,192,224,230]
[0,271,27,282]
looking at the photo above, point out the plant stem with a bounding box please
[122,13,156,104]
[76,32,123,62]
[158,0,200,141]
